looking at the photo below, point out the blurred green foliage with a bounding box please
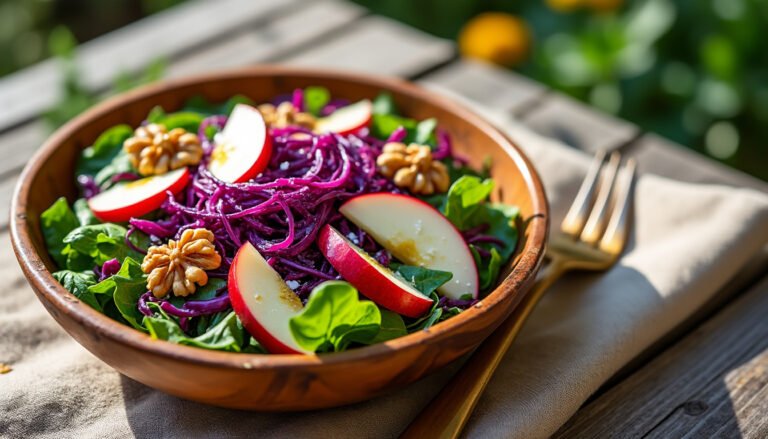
[353,0,768,181]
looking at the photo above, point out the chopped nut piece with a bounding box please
[142,228,222,298]
[0,363,11,374]
[257,102,316,130]
[376,142,451,195]
[124,123,203,176]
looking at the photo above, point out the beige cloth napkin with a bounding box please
[2,96,768,439]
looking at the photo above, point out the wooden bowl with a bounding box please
[10,66,548,411]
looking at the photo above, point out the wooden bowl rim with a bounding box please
[10,66,548,369]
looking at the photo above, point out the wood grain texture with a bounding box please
[9,67,548,411]
[520,92,638,153]
[0,121,48,178]
[283,16,455,77]
[419,60,546,114]
[167,0,365,78]
[624,133,768,193]
[556,275,768,438]
[0,0,297,131]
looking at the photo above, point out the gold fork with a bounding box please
[400,150,636,439]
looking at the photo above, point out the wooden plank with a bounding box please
[624,133,768,193]
[0,0,297,131]
[167,0,365,78]
[0,174,18,230]
[0,121,49,179]
[282,16,455,77]
[520,93,638,152]
[419,60,546,114]
[0,1,365,183]
[555,275,768,438]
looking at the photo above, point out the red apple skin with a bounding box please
[339,193,480,300]
[317,225,433,318]
[316,100,372,136]
[88,168,190,223]
[228,243,305,355]
[232,132,272,183]
[334,114,371,136]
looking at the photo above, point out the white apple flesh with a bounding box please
[88,167,189,223]
[314,100,372,136]
[339,193,479,300]
[228,242,311,355]
[317,225,434,318]
[208,104,272,183]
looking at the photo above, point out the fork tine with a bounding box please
[580,152,621,245]
[561,150,606,237]
[599,158,636,254]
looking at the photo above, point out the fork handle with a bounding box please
[400,259,567,439]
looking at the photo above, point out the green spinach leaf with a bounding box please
[40,197,79,268]
[289,281,381,352]
[304,86,330,116]
[390,263,453,296]
[370,309,408,344]
[63,223,142,266]
[414,118,437,145]
[53,270,100,311]
[88,257,147,330]
[75,125,133,178]
[73,198,100,226]
[372,92,398,115]
[144,310,246,352]
[443,176,495,230]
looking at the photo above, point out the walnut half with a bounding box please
[142,228,222,298]
[377,142,450,195]
[123,123,203,176]
[257,102,316,130]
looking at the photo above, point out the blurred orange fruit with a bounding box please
[458,13,531,67]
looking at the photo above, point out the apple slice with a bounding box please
[208,104,272,183]
[228,242,311,355]
[317,225,433,318]
[88,167,189,222]
[339,194,479,300]
[314,100,372,135]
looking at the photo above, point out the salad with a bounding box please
[40,87,519,355]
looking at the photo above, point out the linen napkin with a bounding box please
[2,94,767,439]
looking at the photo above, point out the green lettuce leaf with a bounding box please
[40,197,79,268]
[390,263,453,296]
[289,281,381,352]
[88,257,147,330]
[144,310,246,352]
[304,86,330,116]
[76,125,133,178]
[53,270,100,311]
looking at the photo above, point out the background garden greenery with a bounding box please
[1,0,765,180]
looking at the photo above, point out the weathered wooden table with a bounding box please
[1,1,766,436]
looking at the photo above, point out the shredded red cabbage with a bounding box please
[130,125,400,306]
